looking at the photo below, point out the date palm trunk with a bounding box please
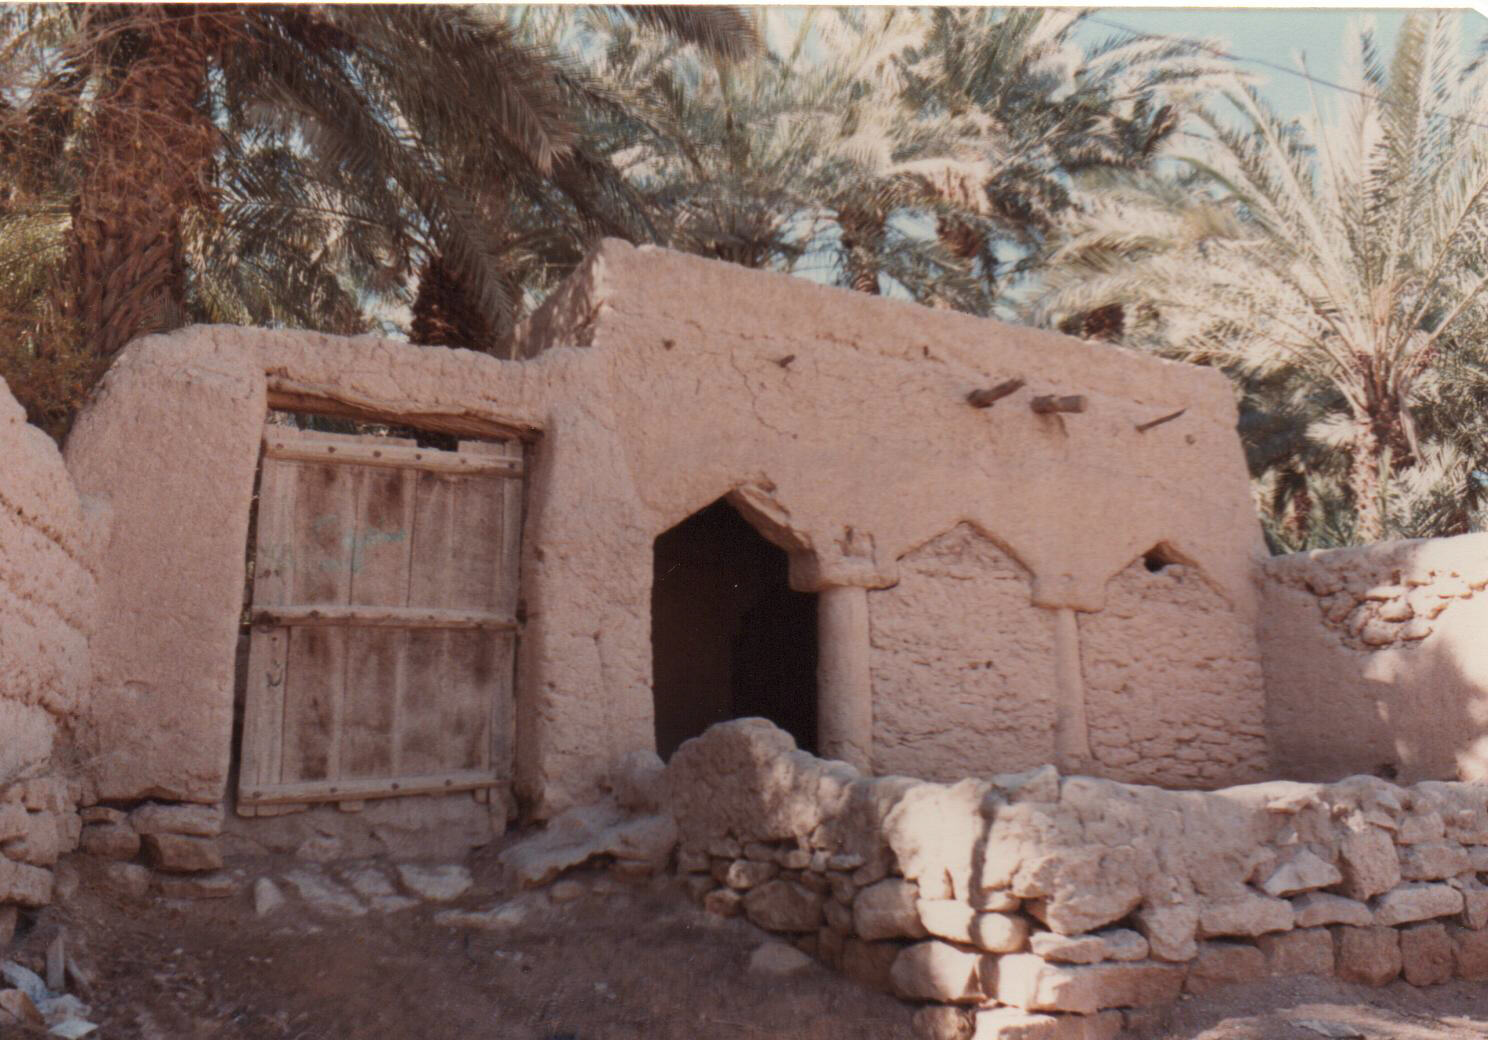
[408,254,500,352]
[66,6,227,359]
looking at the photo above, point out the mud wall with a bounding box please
[0,376,95,909]
[68,238,1268,817]
[669,719,1488,1038]
[1261,534,1488,785]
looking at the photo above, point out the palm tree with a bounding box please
[4,4,754,364]
[1035,13,1488,544]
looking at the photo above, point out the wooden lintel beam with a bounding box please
[252,606,518,631]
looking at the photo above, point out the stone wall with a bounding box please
[0,376,96,913]
[668,719,1488,1039]
[1260,534,1488,784]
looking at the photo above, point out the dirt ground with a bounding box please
[10,851,1488,1040]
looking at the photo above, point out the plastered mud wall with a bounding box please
[0,376,95,909]
[669,719,1488,1040]
[68,239,1268,817]
[1261,534,1488,785]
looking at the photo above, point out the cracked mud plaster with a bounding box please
[1080,560,1267,788]
[0,376,98,785]
[868,525,1059,780]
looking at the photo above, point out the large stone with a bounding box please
[968,913,1032,954]
[1400,922,1454,986]
[0,989,43,1028]
[1135,904,1199,962]
[1453,877,1488,929]
[0,858,52,906]
[1015,847,1143,937]
[743,880,823,932]
[1372,883,1463,926]
[141,834,222,873]
[890,941,986,1003]
[1290,892,1372,928]
[1336,926,1401,986]
[1185,942,1267,995]
[253,878,286,917]
[1260,850,1342,897]
[394,863,472,903]
[1398,842,1470,881]
[912,1006,973,1040]
[282,869,367,916]
[1257,928,1334,976]
[128,803,223,837]
[1029,930,1148,965]
[1197,893,1293,938]
[1450,924,1488,979]
[499,803,678,885]
[608,750,665,813]
[157,872,238,900]
[993,956,1185,1014]
[703,888,742,917]
[2,812,61,867]
[1338,829,1400,901]
[885,779,990,901]
[970,1008,1122,1040]
[339,865,419,913]
[79,823,139,861]
[854,879,927,941]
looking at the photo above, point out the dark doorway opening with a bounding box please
[652,497,818,760]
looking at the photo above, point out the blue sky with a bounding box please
[1080,8,1486,119]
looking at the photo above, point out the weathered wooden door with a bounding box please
[237,426,523,813]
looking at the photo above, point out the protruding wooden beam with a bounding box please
[967,378,1025,409]
[1136,407,1186,433]
[1031,394,1087,414]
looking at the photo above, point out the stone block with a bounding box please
[1015,847,1143,936]
[1291,892,1372,928]
[1186,941,1267,995]
[1261,850,1342,898]
[79,822,140,861]
[1339,829,1401,901]
[703,888,741,917]
[1135,904,1199,962]
[1450,924,1488,980]
[969,1008,1122,1040]
[1029,929,1148,965]
[854,879,927,941]
[141,833,222,873]
[1398,812,1446,845]
[1400,922,1454,986]
[743,880,823,932]
[1453,877,1488,929]
[1399,842,1470,881]
[715,858,777,890]
[890,940,986,1003]
[0,858,52,906]
[993,956,1185,1014]
[1257,928,1334,976]
[2,812,61,867]
[1372,883,1463,926]
[157,872,239,900]
[129,803,220,839]
[1335,926,1401,986]
[101,861,151,899]
[920,899,978,942]
[1197,893,1294,938]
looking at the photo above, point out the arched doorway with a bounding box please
[651,497,818,759]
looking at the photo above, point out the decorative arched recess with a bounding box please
[866,523,1059,780]
[1079,551,1268,788]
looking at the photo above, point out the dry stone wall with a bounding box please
[1261,534,1488,784]
[0,376,96,911]
[668,719,1488,1039]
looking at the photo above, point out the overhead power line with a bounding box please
[1088,15,1488,134]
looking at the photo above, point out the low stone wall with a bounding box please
[1261,534,1488,784]
[0,377,96,917]
[668,719,1488,1039]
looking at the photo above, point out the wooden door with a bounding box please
[237,426,523,812]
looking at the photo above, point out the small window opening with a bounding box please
[1142,544,1182,573]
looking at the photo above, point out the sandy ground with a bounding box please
[9,851,1488,1040]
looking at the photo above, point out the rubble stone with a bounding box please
[969,1008,1122,1040]
[1257,928,1334,976]
[1135,904,1199,962]
[129,803,223,837]
[890,941,985,1003]
[743,880,824,932]
[141,834,222,873]
[1336,926,1401,986]
[841,937,900,993]
[1338,829,1401,901]
[1186,942,1267,995]
[854,879,927,941]
[1372,883,1463,926]
[715,859,776,890]
[748,941,814,975]
[1450,924,1488,979]
[1197,893,1294,938]
[1400,922,1454,986]
[394,863,472,902]
[1290,892,1372,928]
[704,888,742,917]
[912,1005,973,1040]
[79,823,139,861]
[1399,842,1471,881]
[1260,851,1342,897]
[0,858,52,906]
[157,872,238,900]
[994,956,1185,1014]
[100,862,150,899]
